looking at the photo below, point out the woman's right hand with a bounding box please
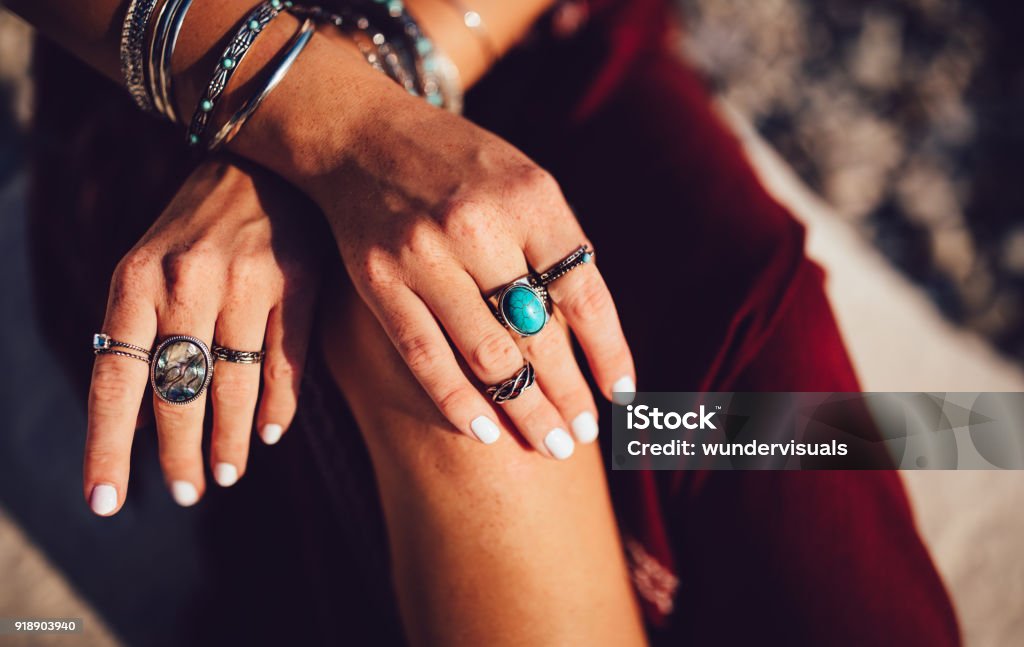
[85,160,323,514]
[291,83,637,460]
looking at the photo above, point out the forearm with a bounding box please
[5,0,556,178]
[321,280,647,647]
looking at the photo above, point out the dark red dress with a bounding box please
[28,0,959,644]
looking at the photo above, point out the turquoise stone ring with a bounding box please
[491,277,550,337]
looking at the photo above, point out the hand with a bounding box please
[84,160,322,515]
[300,87,636,460]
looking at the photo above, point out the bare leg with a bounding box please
[318,270,646,647]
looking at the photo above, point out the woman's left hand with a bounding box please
[84,160,323,514]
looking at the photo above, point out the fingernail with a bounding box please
[612,376,636,405]
[544,428,575,460]
[171,481,199,507]
[260,424,283,445]
[572,412,599,444]
[470,416,501,445]
[214,463,239,487]
[89,484,118,516]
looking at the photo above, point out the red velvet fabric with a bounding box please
[469,2,961,644]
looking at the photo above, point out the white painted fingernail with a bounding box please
[470,416,501,445]
[171,481,199,507]
[544,428,575,460]
[214,463,239,487]
[89,484,118,516]
[612,376,636,405]
[260,424,283,445]
[572,412,599,444]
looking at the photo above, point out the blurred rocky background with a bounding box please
[679,0,1024,362]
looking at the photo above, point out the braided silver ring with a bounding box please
[92,333,152,364]
[486,361,536,404]
[212,345,265,364]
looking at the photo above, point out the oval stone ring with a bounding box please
[151,335,214,405]
[488,276,550,337]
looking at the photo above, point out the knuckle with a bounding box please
[361,249,397,289]
[264,359,297,385]
[471,332,520,377]
[226,252,263,288]
[210,370,259,401]
[435,385,474,419]
[517,166,560,197]
[561,274,613,324]
[397,333,447,377]
[114,249,157,287]
[90,362,139,412]
[162,249,209,292]
[522,326,567,361]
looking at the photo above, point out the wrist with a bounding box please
[225,28,395,199]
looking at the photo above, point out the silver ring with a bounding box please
[212,345,265,364]
[488,276,550,337]
[535,244,593,287]
[92,332,152,364]
[150,335,214,405]
[486,361,536,403]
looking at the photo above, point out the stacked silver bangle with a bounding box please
[186,0,289,147]
[120,0,162,114]
[118,0,468,148]
[147,0,194,123]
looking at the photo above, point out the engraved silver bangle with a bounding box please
[186,0,288,148]
[148,0,195,123]
[120,0,161,114]
[207,17,315,152]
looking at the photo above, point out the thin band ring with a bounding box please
[92,333,152,363]
[535,244,593,287]
[212,345,265,364]
[486,361,536,404]
[151,335,214,405]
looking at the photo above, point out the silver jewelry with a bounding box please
[186,0,287,147]
[148,0,194,123]
[120,0,161,113]
[535,245,594,287]
[486,361,536,404]
[151,335,214,405]
[93,333,152,364]
[212,345,265,364]
[441,0,498,64]
[488,276,550,337]
[207,17,315,151]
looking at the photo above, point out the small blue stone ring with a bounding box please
[489,276,550,337]
[535,244,594,288]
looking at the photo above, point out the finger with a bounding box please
[519,314,600,444]
[85,276,157,517]
[525,233,636,405]
[255,283,316,447]
[209,304,267,486]
[416,270,574,460]
[368,283,505,446]
[152,293,216,507]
